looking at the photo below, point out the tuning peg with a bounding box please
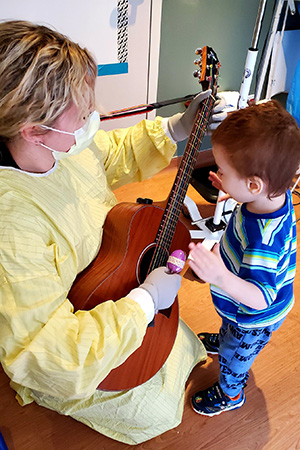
[194,59,202,66]
[193,70,200,78]
[195,48,202,55]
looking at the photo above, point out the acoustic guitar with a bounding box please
[68,46,221,391]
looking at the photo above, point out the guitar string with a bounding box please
[156,86,216,248]
[156,71,217,245]
[167,83,216,224]
[160,101,212,229]
[150,69,219,270]
[170,64,216,211]
[149,63,220,271]
[149,102,212,270]
[163,64,219,219]
[156,98,213,245]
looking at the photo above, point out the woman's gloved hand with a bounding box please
[140,267,181,313]
[127,266,181,321]
[208,91,239,133]
[167,90,239,141]
[167,90,211,142]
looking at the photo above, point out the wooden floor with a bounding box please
[1,159,300,450]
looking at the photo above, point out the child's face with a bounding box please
[212,144,254,203]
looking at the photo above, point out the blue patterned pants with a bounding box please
[218,318,285,397]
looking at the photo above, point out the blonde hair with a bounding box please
[0,20,97,141]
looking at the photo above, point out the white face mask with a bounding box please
[40,111,100,160]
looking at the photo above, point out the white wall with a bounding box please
[1,0,162,130]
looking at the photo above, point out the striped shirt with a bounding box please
[211,190,296,328]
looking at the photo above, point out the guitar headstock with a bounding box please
[193,46,221,94]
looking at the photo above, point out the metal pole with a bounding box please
[255,0,284,102]
[252,0,268,48]
[238,0,268,108]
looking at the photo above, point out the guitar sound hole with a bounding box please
[138,245,169,283]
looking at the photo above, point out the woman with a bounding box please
[0,20,223,444]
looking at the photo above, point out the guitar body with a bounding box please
[69,201,191,391]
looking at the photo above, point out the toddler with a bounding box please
[189,100,300,416]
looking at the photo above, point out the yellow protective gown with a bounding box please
[0,117,206,445]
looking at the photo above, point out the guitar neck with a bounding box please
[148,93,216,271]
[146,45,221,272]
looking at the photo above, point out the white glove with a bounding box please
[167,90,239,141]
[208,91,239,132]
[167,90,212,142]
[139,266,181,313]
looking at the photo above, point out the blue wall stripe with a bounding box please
[97,62,128,76]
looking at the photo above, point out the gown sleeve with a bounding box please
[93,116,177,189]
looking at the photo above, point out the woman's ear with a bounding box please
[20,125,42,145]
[247,176,264,195]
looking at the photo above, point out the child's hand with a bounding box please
[188,241,228,286]
[208,171,231,201]
[188,242,268,310]
[208,170,222,190]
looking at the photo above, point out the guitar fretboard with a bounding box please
[148,58,220,272]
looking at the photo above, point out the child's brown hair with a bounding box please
[211,100,300,197]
